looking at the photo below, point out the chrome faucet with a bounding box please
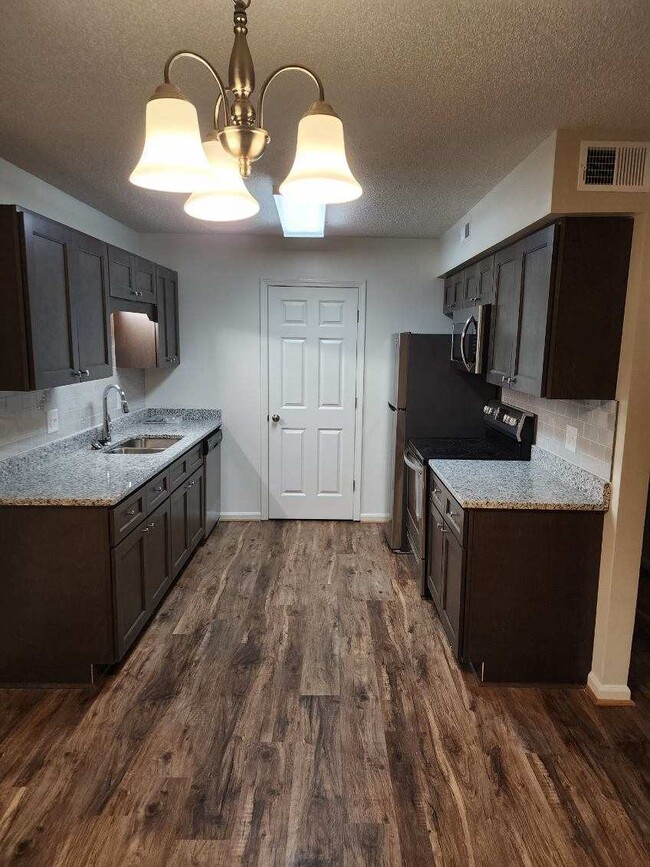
[100,384,129,444]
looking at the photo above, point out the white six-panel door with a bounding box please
[268,285,359,519]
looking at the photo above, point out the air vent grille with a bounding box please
[578,141,649,192]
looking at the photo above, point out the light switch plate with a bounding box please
[565,424,578,452]
[47,408,59,434]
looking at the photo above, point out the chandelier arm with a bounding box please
[257,65,325,129]
[164,51,231,126]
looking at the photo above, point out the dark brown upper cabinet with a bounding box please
[443,216,633,400]
[443,272,464,314]
[156,266,181,368]
[0,206,112,391]
[108,247,157,305]
[486,217,633,399]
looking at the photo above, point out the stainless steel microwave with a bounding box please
[450,304,490,374]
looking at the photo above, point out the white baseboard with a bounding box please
[587,670,632,704]
[220,512,263,521]
[360,513,390,523]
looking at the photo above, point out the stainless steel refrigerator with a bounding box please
[384,333,496,551]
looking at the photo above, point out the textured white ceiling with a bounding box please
[1,0,649,237]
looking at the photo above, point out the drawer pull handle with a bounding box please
[142,526,150,533]
[148,521,156,529]
[433,488,441,495]
[126,508,136,517]
[436,523,447,532]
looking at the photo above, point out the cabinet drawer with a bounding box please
[169,444,203,492]
[110,489,146,546]
[144,469,170,512]
[430,476,446,515]
[444,491,465,544]
[431,473,466,545]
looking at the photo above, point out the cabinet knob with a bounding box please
[153,485,163,494]
[80,369,89,377]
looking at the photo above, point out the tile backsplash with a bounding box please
[0,368,145,460]
[503,391,616,481]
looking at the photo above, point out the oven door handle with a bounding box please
[460,316,475,372]
[403,452,424,521]
[403,453,423,475]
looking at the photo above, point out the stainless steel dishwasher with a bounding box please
[204,427,222,538]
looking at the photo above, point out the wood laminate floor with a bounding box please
[0,522,648,866]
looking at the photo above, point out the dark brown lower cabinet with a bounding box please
[0,442,208,685]
[171,467,205,577]
[112,500,172,657]
[427,502,464,656]
[427,472,604,684]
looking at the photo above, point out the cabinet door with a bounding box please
[170,483,189,577]
[144,500,172,611]
[21,211,79,388]
[477,255,495,304]
[186,468,205,553]
[427,502,445,613]
[108,246,137,301]
[156,266,180,367]
[444,272,464,313]
[68,231,112,382]
[440,531,464,656]
[134,256,157,304]
[486,244,520,387]
[112,524,150,656]
[509,226,555,397]
[463,264,480,305]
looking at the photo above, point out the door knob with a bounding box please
[271,414,280,423]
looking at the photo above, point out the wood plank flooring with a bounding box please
[0,521,648,866]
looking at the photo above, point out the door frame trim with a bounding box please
[259,279,367,521]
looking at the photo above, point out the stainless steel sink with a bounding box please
[104,435,183,454]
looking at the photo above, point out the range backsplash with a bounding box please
[502,391,616,481]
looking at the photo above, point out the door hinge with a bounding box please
[357,309,360,323]
[353,479,356,492]
[355,396,358,408]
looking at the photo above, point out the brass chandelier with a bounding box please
[130,0,362,223]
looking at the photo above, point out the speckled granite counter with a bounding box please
[0,408,221,507]
[429,446,610,511]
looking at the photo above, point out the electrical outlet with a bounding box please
[47,408,59,434]
[565,424,578,453]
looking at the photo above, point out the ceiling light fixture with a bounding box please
[130,0,362,223]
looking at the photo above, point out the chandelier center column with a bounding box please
[229,0,256,129]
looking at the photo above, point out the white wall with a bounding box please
[438,132,556,274]
[140,234,446,519]
[0,158,140,252]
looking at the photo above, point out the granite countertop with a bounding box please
[429,446,610,511]
[0,408,221,507]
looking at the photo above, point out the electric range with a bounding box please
[402,399,536,594]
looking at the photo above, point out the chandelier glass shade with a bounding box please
[129,0,362,223]
[183,134,260,222]
[280,106,362,204]
[129,86,214,193]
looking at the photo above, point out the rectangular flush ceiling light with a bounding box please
[273,194,325,237]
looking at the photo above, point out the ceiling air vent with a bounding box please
[578,141,649,192]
